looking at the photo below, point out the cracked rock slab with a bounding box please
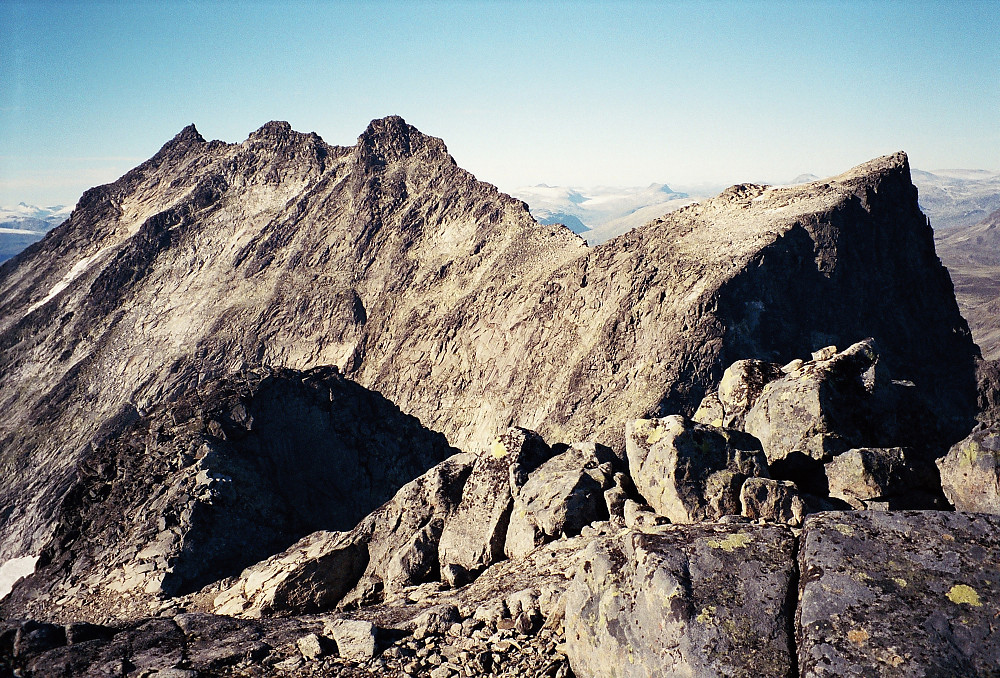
[797,511,1000,677]
[564,523,797,678]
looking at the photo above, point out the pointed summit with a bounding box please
[357,115,446,167]
[174,123,205,144]
[151,123,206,162]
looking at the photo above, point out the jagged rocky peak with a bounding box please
[357,114,449,166]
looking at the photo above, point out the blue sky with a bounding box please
[1,0,998,206]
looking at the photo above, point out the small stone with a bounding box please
[324,619,378,662]
[297,632,329,660]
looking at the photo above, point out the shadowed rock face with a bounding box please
[0,366,456,622]
[0,118,979,567]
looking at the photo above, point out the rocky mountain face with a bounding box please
[936,207,1000,359]
[0,119,978,571]
[4,343,1000,677]
[0,118,993,677]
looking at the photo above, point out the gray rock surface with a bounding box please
[213,530,368,618]
[704,358,785,428]
[625,415,769,523]
[744,340,883,464]
[740,477,805,525]
[0,366,455,623]
[323,619,377,662]
[936,426,1000,513]
[797,511,1000,677]
[437,427,550,584]
[825,447,916,509]
[213,450,476,616]
[0,124,979,568]
[564,524,798,678]
[504,442,617,559]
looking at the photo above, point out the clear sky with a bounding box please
[1,0,998,206]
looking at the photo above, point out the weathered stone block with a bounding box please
[797,511,1000,676]
[564,524,797,677]
[626,416,768,523]
[936,427,1000,513]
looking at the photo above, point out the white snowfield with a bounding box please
[0,226,46,235]
[24,248,108,317]
[0,554,38,600]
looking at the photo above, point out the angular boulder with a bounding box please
[437,428,550,584]
[213,530,368,618]
[825,447,917,509]
[740,477,804,525]
[797,511,1000,676]
[215,452,476,615]
[625,416,768,523]
[698,359,784,429]
[744,340,883,464]
[564,524,797,678]
[936,426,1000,513]
[504,442,617,559]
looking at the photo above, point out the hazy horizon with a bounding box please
[2,0,998,207]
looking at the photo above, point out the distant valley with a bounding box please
[0,204,71,263]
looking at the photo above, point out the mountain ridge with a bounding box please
[0,118,979,575]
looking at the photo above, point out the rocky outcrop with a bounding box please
[437,428,551,585]
[503,442,618,559]
[977,358,1000,426]
[744,340,888,464]
[825,447,921,509]
[740,478,805,525]
[0,122,979,569]
[797,511,1000,676]
[564,524,798,678]
[625,416,769,523]
[0,366,456,623]
[936,426,1000,513]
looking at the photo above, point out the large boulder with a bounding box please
[797,511,1000,676]
[936,426,1000,513]
[694,359,785,429]
[504,442,618,559]
[824,447,930,509]
[437,427,551,584]
[214,452,475,615]
[212,530,368,618]
[625,416,769,523]
[739,478,804,525]
[564,524,798,678]
[744,340,885,465]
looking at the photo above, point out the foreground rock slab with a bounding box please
[797,511,1000,677]
[564,523,797,678]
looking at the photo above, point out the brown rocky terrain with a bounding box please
[0,118,996,677]
[936,207,1000,359]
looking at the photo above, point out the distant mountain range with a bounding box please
[509,184,695,244]
[0,203,71,263]
[911,169,1000,230]
[936,206,1000,359]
